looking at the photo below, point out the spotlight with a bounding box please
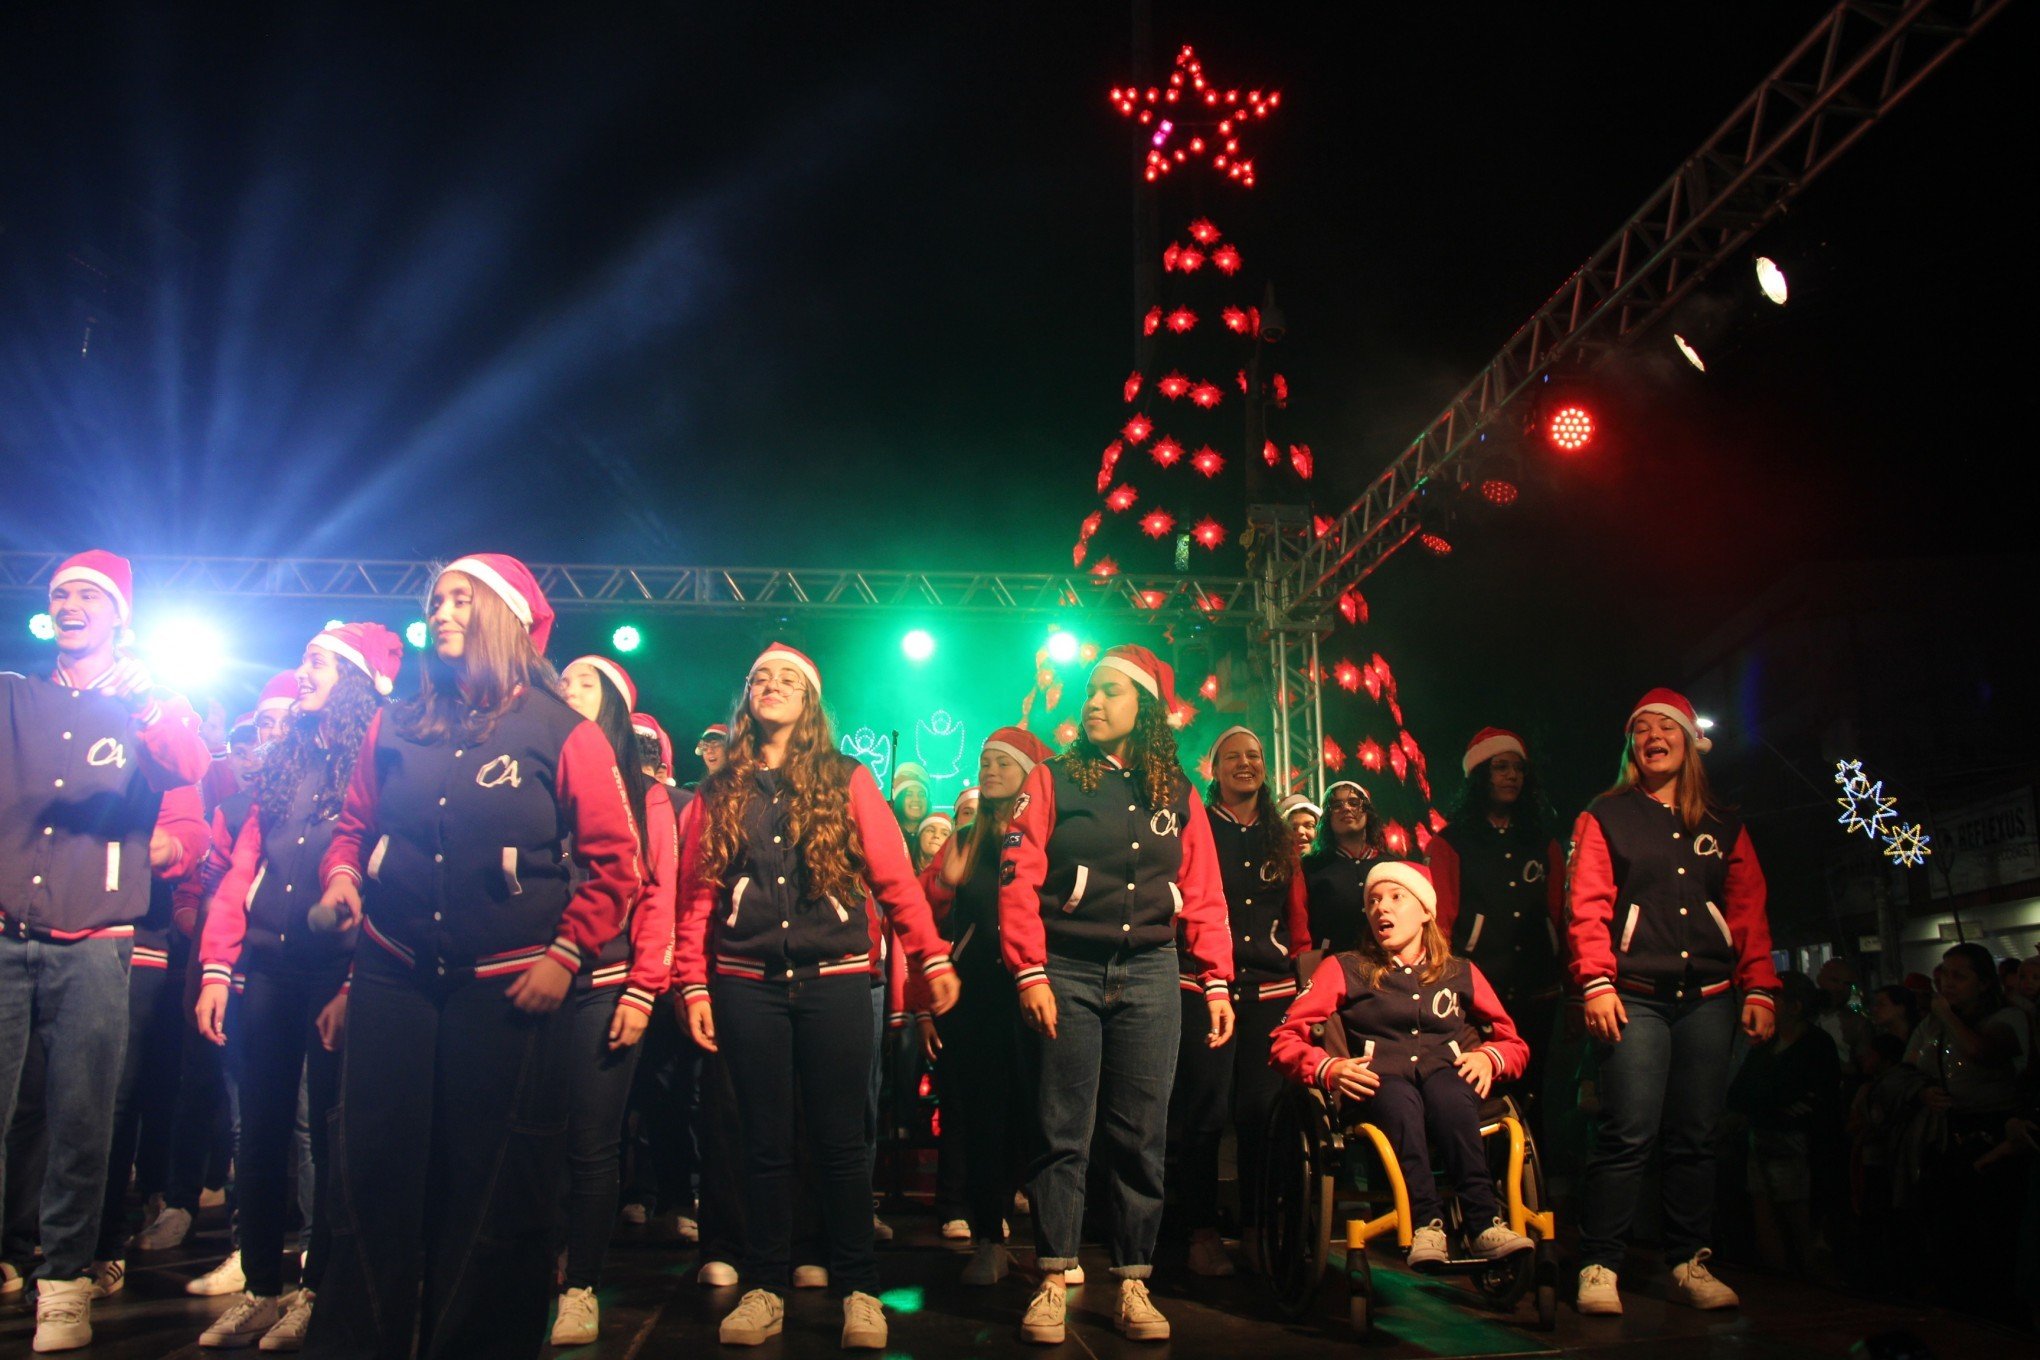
[1674,334,1706,371]
[1419,531,1454,557]
[1697,716,1716,731]
[1046,630,1080,665]
[1754,256,1788,305]
[29,611,57,641]
[406,620,429,649]
[612,624,643,654]
[1480,479,1519,506]
[901,629,936,663]
[1545,403,1595,453]
[140,616,228,690]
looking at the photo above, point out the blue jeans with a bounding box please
[0,933,132,1281]
[1029,946,1181,1277]
[1578,991,1736,1269]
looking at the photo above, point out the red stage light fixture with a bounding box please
[1481,478,1519,506]
[1545,403,1595,452]
[1419,531,1454,557]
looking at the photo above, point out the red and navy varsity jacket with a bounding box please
[671,760,953,999]
[1,665,212,942]
[1191,803,1310,1002]
[1429,819,1566,1002]
[997,757,1233,997]
[131,783,208,972]
[199,767,357,987]
[1565,787,1780,1011]
[320,689,639,982]
[572,780,677,1022]
[1300,846,1392,955]
[1270,951,1528,1090]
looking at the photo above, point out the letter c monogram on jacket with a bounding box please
[1692,833,1722,859]
[475,755,522,789]
[1149,808,1182,838]
[86,736,127,768]
[1431,988,1463,1020]
[1522,859,1545,883]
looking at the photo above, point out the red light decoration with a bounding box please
[1168,699,1198,729]
[1419,531,1453,556]
[1312,514,1337,540]
[1072,540,1087,568]
[1235,368,1249,392]
[1289,443,1314,479]
[1096,440,1123,494]
[1323,736,1346,771]
[1080,511,1102,541]
[1187,217,1221,245]
[1054,719,1079,747]
[1193,591,1225,615]
[1138,508,1176,539]
[1333,659,1362,692]
[1337,587,1368,626]
[1546,403,1595,452]
[1262,439,1280,466]
[1384,821,1409,855]
[1211,243,1242,275]
[1162,243,1181,271]
[1123,372,1142,403]
[1414,823,1433,854]
[1399,730,1423,764]
[1188,382,1222,409]
[1137,589,1167,610]
[1089,556,1119,578]
[1037,666,1056,689]
[1157,372,1190,400]
[1371,654,1396,697]
[1150,435,1183,468]
[1481,478,1519,506]
[1358,737,1385,772]
[1192,517,1226,549]
[1270,374,1289,405]
[1105,484,1137,512]
[1199,673,1220,700]
[1389,696,1404,726]
[1143,306,1163,336]
[1177,245,1205,273]
[1191,446,1224,477]
[1114,49,1278,189]
[1221,306,1252,335]
[1045,683,1064,709]
[1428,808,1448,833]
[1122,414,1152,445]
[1165,307,1197,334]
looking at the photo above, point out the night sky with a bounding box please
[2,2,2030,811]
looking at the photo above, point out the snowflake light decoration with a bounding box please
[1834,759,1933,866]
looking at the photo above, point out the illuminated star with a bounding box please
[1882,823,1932,868]
[1110,46,1280,189]
[1833,759,1867,795]
[1837,781,1897,839]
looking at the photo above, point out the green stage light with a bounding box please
[406,620,429,649]
[901,629,936,662]
[612,624,643,653]
[29,612,56,641]
[1046,629,1080,665]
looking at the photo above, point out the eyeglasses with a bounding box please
[749,672,808,695]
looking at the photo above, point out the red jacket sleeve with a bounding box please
[1270,954,1350,1089]
[998,762,1057,992]
[1544,837,1567,954]
[1177,787,1235,993]
[546,721,641,970]
[320,711,384,887]
[176,805,237,937]
[132,693,212,792]
[1428,833,1462,937]
[199,804,264,987]
[921,841,956,922]
[618,783,679,1018]
[1725,830,1781,1008]
[672,796,713,1003]
[152,783,209,882]
[1467,963,1530,1079]
[884,918,909,1028]
[1283,862,1312,956]
[1564,811,1619,1001]
[847,764,953,981]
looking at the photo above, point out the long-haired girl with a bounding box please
[1302,779,1392,952]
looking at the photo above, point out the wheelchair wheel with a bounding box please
[1534,1281,1557,1329]
[1257,1086,1336,1321]
[1348,1290,1372,1338]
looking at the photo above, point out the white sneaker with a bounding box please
[1115,1278,1170,1342]
[1670,1250,1739,1309]
[792,1264,829,1289]
[618,1203,648,1226]
[141,1192,166,1230]
[674,1215,700,1243]
[259,1290,315,1351]
[137,1206,194,1251]
[940,1218,970,1240]
[1576,1264,1622,1315]
[550,1286,598,1346]
[718,1289,784,1346]
[200,1186,229,1210]
[89,1259,125,1298]
[33,1276,94,1353]
[1407,1219,1450,1271]
[1470,1218,1533,1260]
[697,1260,739,1287]
[841,1291,887,1350]
[1,1261,24,1299]
[871,1215,893,1242]
[189,1251,248,1296]
[1062,1264,1085,1285]
[1020,1276,1066,1344]
[960,1244,1009,1286]
[202,1292,283,1348]
[1187,1231,1235,1277]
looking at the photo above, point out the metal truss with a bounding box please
[0,551,1260,624]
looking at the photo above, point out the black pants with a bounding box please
[693,1048,748,1266]
[622,1004,698,1215]
[713,972,875,1296]
[1500,992,1559,1149]
[935,963,1035,1245]
[165,1014,235,1214]
[1357,1067,1497,1227]
[560,987,644,1290]
[305,947,570,1360]
[96,956,182,1259]
[1166,991,1287,1233]
[237,960,345,1297]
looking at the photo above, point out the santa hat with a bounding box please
[229,713,257,740]
[1365,860,1437,916]
[1462,727,1527,776]
[1207,725,1261,762]
[954,786,981,814]
[698,722,730,744]
[893,761,931,791]
[1627,688,1712,754]
[632,713,674,771]
[566,655,637,712]
[312,623,405,697]
[1276,792,1322,819]
[443,554,554,654]
[750,641,821,696]
[256,671,300,715]
[1323,779,1372,805]
[49,550,134,623]
[1092,643,1178,711]
[983,726,1054,774]
[917,813,954,837]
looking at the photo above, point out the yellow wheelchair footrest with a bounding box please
[1348,1212,1405,1250]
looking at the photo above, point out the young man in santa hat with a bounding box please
[0,550,211,1351]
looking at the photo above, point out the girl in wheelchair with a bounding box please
[1271,861,1534,1268]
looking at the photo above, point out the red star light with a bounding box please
[1123,372,1142,403]
[1199,673,1221,700]
[1165,307,1197,334]
[1150,436,1183,468]
[1192,517,1225,549]
[1143,306,1163,336]
[1211,243,1242,275]
[1089,556,1119,578]
[1176,245,1205,273]
[1071,540,1087,568]
[1323,736,1346,771]
[1262,439,1280,466]
[1188,381,1222,409]
[1122,414,1152,444]
[1187,218,1221,245]
[1191,446,1224,477]
[1289,443,1314,479]
[1333,659,1363,692]
[1112,49,1279,190]
[1138,508,1176,539]
[1105,483,1138,512]
[1079,511,1102,540]
[1358,737,1385,771]
[1137,589,1167,610]
[1158,372,1190,400]
[1337,587,1367,626]
[1221,306,1252,335]
[1055,719,1079,747]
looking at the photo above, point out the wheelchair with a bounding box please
[1254,1012,1558,1337]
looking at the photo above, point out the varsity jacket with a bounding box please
[131,783,208,971]
[1,665,212,941]
[320,690,639,981]
[1565,786,1780,1010]
[901,836,1000,1017]
[199,766,358,986]
[570,780,678,1021]
[997,757,1233,997]
[1188,804,1310,1001]
[1300,845,1389,955]
[671,760,954,999]
[1270,951,1528,1090]
[1428,818,1566,1000]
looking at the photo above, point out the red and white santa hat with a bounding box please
[1323,779,1372,805]
[1092,643,1178,711]
[632,712,674,771]
[1276,792,1322,819]
[750,641,821,696]
[699,721,730,744]
[954,786,981,814]
[917,812,954,836]
[1627,687,1712,754]
[311,622,405,697]
[256,670,300,715]
[983,725,1054,773]
[1207,724,1262,762]
[443,554,555,655]
[566,655,637,712]
[49,549,134,624]
[1365,860,1437,916]
[1462,727,1527,776]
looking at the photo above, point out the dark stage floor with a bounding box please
[3,1206,2031,1360]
